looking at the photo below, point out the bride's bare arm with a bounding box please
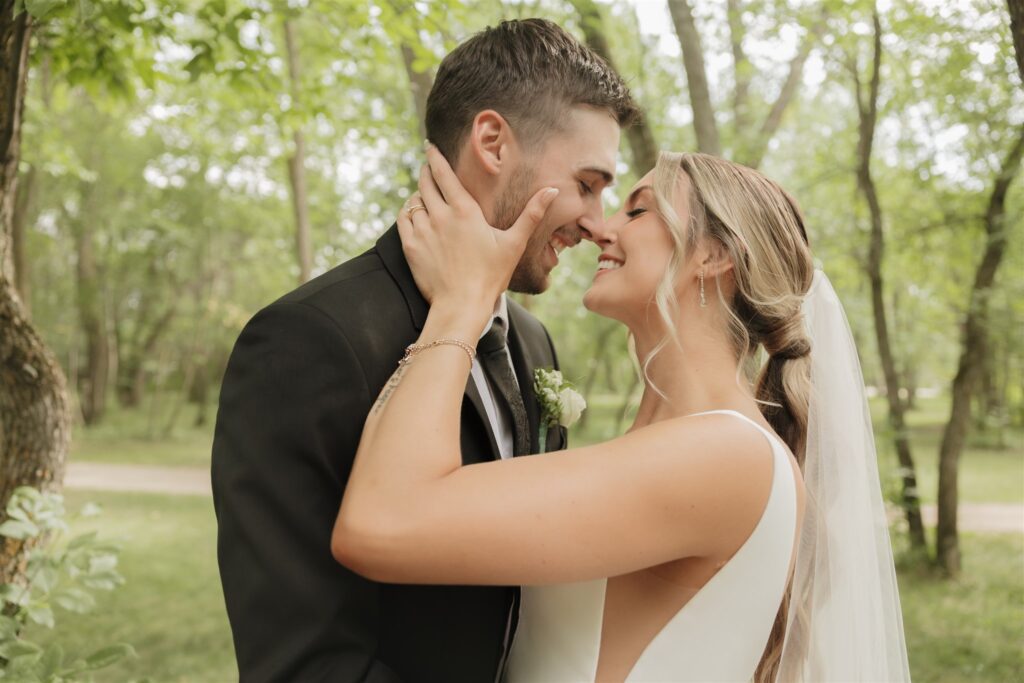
[331,149,773,586]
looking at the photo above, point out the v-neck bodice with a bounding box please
[505,410,798,682]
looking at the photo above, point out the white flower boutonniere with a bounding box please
[533,368,586,453]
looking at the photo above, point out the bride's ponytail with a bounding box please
[753,310,812,466]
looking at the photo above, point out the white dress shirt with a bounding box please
[470,294,519,460]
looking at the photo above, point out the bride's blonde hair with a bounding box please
[644,151,815,680]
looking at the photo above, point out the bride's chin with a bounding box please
[582,290,611,318]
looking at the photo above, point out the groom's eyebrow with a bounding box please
[580,166,615,186]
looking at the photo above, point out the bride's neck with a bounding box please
[628,322,755,428]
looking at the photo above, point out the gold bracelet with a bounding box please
[399,338,476,367]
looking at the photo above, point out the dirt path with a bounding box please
[63,462,1023,534]
[65,462,211,496]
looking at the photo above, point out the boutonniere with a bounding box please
[533,368,586,453]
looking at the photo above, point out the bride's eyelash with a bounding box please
[626,207,647,218]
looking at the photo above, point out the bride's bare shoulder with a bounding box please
[609,411,779,550]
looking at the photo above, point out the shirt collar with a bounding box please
[478,294,509,342]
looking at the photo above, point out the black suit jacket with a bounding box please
[212,225,565,682]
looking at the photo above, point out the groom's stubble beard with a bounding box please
[494,164,549,295]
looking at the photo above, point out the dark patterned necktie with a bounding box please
[478,317,530,457]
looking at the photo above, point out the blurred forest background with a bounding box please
[1,0,1022,680]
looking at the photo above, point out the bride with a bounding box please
[332,147,910,682]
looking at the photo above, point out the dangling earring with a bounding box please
[699,270,707,308]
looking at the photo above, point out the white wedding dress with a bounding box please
[505,410,798,683]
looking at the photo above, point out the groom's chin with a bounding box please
[508,265,550,295]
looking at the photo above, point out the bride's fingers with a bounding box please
[396,205,416,248]
[507,187,559,248]
[408,195,433,234]
[425,145,471,208]
[418,163,446,216]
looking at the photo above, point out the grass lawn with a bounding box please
[897,533,1024,682]
[21,491,1024,682]
[23,491,236,682]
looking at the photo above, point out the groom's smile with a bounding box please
[547,231,581,265]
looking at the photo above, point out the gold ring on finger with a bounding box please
[407,204,427,218]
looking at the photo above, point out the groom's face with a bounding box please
[495,106,620,294]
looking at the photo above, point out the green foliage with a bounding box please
[0,489,137,683]
[23,493,235,682]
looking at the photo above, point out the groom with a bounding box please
[212,18,637,682]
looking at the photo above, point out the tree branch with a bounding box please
[745,10,828,168]
[666,0,721,155]
[727,0,751,131]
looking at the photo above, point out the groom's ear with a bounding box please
[466,109,516,177]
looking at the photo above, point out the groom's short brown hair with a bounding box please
[425,18,639,166]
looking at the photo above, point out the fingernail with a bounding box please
[544,188,559,200]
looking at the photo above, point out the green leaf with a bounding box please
[67,530,98,549]
[78,502,102,518]
[39,642,64,679]
[0,519,39,540]
[31,563,59,593]
[0,614,19,639]
[81,570,124,591]
[75,0,97,23]
[53,587,95,614]
[26,604,55,629]
[0,638,42,661]
[82,643,135,670]
[24,0,66,18]
[0,583,31,607]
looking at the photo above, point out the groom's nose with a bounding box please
[579,213,614,246]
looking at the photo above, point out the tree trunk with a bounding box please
[1009,0,1024,82]
[744,12,827,169]
[666,0,721,156]
[727,0,751,133]
[116,304,176,408]
[400,43,433,140]
[283,18,312,284]
[936,124,1024,575]
[72,212,108,425]
[570,0,660,173]
[853,10,927,549]
[11,163,34,316]
[0,2,71,587]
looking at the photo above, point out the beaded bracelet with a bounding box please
[399,338,476,367]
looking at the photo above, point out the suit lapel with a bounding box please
[377,224,501,461]
[376,224,428,331]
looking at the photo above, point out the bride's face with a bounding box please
[582,171,682,326]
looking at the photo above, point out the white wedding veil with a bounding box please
[777,270,911,681]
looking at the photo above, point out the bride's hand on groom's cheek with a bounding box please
[398,145,558,311]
